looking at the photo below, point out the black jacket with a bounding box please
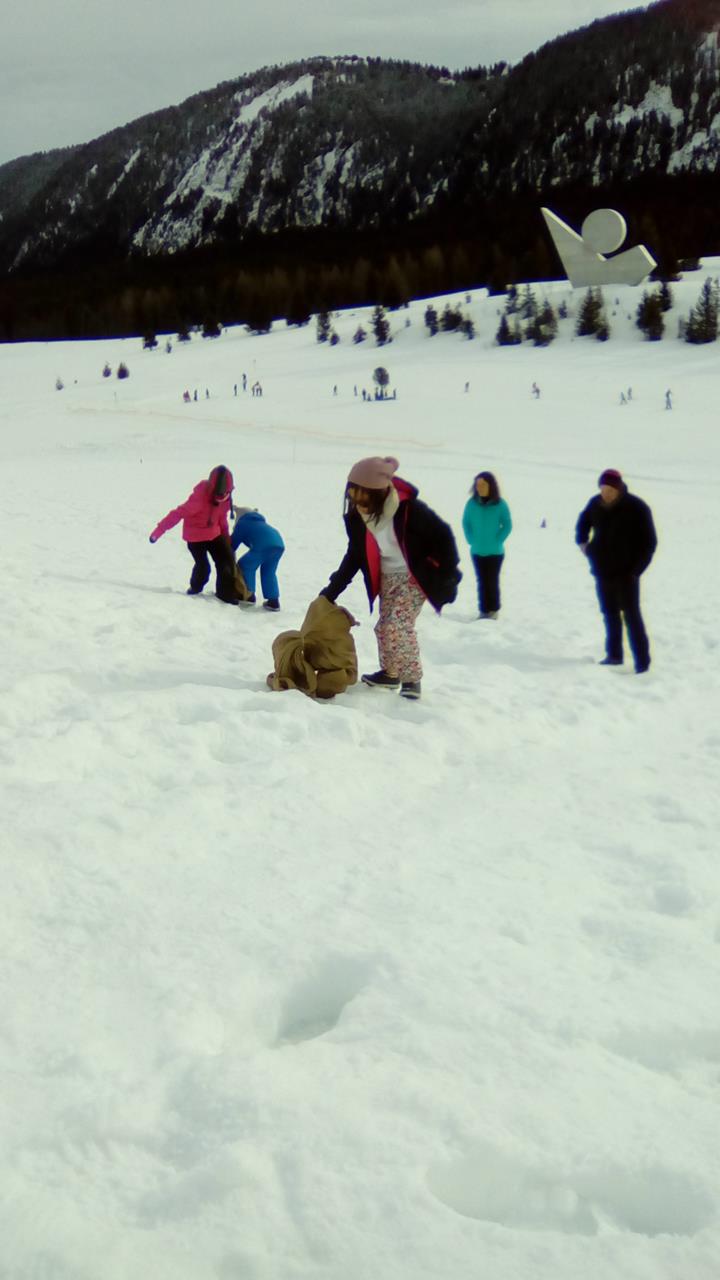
[321,480,461,612]
[575,487,657,578]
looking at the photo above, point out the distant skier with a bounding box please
[665,389,673,410]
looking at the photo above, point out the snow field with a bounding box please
[1,274,720,1279]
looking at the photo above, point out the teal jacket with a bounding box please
[462,497,512,556]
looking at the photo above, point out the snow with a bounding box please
[233,75,315,128]
[2,270,720,1279]
[613,83,685,130]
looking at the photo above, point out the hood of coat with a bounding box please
[234,508,265,527]
[392,476,417,503]
[208,466,234,503]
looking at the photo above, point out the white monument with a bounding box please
[541,207,656,288]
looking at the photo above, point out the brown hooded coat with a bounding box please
[267,596,359,699]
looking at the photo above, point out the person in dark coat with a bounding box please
[575,468,657,673]
[319,455,460,700]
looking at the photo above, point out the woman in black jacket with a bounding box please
[320,456,460,700]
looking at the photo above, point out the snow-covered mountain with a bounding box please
[3,0,720,274]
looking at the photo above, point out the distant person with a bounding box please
[665,388,673,410]
[230,507,285,611]
[462,471,513,618]
[575,468,657,674]
[531,382,541,399]
[620,391,627,405]
[149,465,239,604]
[627,387,633,401]
[319,456,460,700]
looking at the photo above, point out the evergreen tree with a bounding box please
[495,314,521,346]
[116,363,130,380]
[353,325,367,344]
[684,278,718,344]
[142,332,158,349]
[373,366,390,394]
[102,363,111,377]
[371,305,390,345]
[329,331,340,346]
[576,288,606,337]
[518,285,537,320]
[527,300,557,346]
[461,317,475,340]
[658,281,674,312]
[636,291,664,340]
[202,318,222,338]
[177,325,191,342]
[504,284,519,315]
[316,310,332,343]
[440,304,464,332]
[424,305,439,336]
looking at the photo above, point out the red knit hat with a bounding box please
[347,456,399,489]
[598,469,623,490]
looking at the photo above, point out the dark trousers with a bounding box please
[595,574,650,670]
[472,554,504,613]
[188,538,238,602]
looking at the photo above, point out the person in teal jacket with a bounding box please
[462,471,512,618]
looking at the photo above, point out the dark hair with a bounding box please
[471,471,501,504]
[345,482,390,525]
[212,465,230,499]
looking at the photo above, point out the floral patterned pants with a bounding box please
[375,571,425,681]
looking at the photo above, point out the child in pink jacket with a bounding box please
[149,465,240,604]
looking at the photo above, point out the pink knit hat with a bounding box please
[347,456,399,489]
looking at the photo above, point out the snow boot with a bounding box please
[263,598,280,611]
[361,670,401,691]
[399,681,422,700]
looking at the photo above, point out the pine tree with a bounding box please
[636,291,664,341]
[495,314,521,346]
[658,281,673,313]
[527,300,558,346]
[316,311,332,343]
[353,325,367,344]
[142,332,158,349]
[424,305,439,336]
[684,278,718,344]
[371,305,390,346]
[576,288,602,336]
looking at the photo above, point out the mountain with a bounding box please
[3,0,720,341]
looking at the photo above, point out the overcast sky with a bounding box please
[2,0,649,166]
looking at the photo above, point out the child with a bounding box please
[149,465,239,604]
[462,471,512,618]
[319,455,460,700]
[230,507,285,611]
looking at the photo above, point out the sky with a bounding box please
[1,0,650,166]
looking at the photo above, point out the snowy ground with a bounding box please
[2,270,720,1280]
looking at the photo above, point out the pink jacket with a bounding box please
[151,468,234,543]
